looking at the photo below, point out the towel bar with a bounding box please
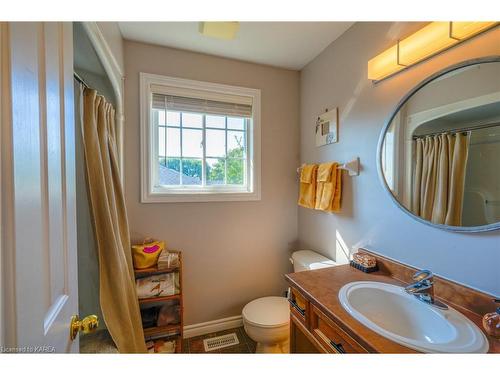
[297,157,360,177]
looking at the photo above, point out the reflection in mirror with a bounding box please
[381,60,500,229]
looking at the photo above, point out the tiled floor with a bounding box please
[80,326,256,354]
[183,327,256,354]
[80,330,119,353]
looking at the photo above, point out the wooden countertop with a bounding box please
[285,264,499,353]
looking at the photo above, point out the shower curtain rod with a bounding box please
[73,72,90,88]
[412,121,500,139]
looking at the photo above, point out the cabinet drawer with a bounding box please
[288,287,309,328]
[310,305,367,354]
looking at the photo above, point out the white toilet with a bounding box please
[242,250,336,353]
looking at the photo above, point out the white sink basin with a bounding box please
[338,281,489,353]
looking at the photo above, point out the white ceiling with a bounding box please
[118,22,354,70]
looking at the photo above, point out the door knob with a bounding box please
[70,314,99,340]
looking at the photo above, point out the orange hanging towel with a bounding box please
[298,164,318,209]
[315,162,342,213]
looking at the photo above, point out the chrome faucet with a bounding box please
[404,270,448,309]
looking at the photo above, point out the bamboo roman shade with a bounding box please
[151,85,253,118]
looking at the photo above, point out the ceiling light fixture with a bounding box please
[368,22,498,81]
[199,22,240,40]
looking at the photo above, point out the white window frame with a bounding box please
[140,72,261,203]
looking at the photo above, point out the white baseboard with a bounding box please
[184,315,243,339]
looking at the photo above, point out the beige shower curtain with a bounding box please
[412,132,470,226]
[79,86,146,353]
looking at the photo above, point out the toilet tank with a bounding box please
[290,250,337,272]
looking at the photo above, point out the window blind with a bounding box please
[152,93,253,118]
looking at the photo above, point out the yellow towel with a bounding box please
[298,164,318,209]
[315,162,342,212]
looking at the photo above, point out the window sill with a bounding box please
[141,190,261,203]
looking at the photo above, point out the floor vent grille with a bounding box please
[203,333,239,352]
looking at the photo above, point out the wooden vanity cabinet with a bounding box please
[288,289,368,354]
[288,287,309,327]
[290,315,323,353]
[310,305,367,353]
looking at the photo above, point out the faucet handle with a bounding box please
[412,269,433,282]
[493,299,500,314]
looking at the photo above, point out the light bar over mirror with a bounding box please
[368,22,498,81]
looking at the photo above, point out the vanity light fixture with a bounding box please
[368,22,498,81]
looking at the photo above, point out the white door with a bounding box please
[1,22,80,353]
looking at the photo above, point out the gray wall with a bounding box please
[299,22,500,295]
[124,40,300,325]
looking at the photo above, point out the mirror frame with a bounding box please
[377,55,500,233]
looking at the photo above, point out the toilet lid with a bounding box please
[242,296,289,328]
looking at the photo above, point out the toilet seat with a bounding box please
[242,296,289,328]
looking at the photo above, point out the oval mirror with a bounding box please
[379,57,500,232]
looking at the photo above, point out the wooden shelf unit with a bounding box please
[134,265,180,278]
[138,294,181,305]
[143,324,181,338]
[134,250,183,354]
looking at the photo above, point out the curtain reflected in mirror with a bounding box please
[411,132,469,226]
[381,60,500,229]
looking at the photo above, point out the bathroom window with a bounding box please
[140,73,261,202]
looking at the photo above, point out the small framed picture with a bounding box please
[315,107,339,147]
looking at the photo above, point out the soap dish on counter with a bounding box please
[350,252,378,273]
[349,260,378,273]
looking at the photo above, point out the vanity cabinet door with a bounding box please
[290,314,323,353]
[310,305,368,354]
[288,287,310,328]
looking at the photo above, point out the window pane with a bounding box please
[158,158,181,186]
[206,115,225,129]
[227,130,245,158]
[227,117,245,130]
[166,128,181,157]
[181,128,203,157]
[158,127,166,157]
[167,111,180,127]
[206,129,226,157]
[181,159,202,185]
[154,110,166,126]
[227,158,245,185]
[182,112,202,128]
[206,158,225,185]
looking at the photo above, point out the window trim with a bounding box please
[140,73,261,203]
